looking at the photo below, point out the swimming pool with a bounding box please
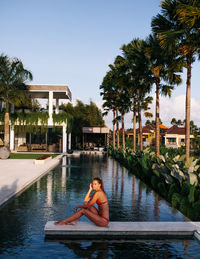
[0,155,199,258]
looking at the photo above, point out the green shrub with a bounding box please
[188,185,195,204]
[168,183,177,201]
[151,176,159,190]
[194,188,200,202]
[171,193,181,208]
[158,182,167,197]
[180,182,190,197]
[192,200,200,220]
[179,198,189,215]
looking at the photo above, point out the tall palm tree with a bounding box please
[100,70,118,149]
[152,0,200,161]
[144,34,182,157]
[0,54,33,147]
[112,55,131,150]
[122,39,152,151]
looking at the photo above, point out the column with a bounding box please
[62,125,67,153]
[176,136,179,147]
[10,126,15,151]
[48,91,53,117]
[55,98,59,114]
[68,133,71,150]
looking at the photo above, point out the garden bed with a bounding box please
[34,155,52,165]
[109,147,200,221]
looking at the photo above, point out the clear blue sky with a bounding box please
[1,0,200,126]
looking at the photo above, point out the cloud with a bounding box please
[97,94,200,129]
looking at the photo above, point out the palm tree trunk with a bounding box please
[137,89,143,151]
[155,78,160,157]
[121,113,125,149]
[4,101,10,147]
[133,102,136,152]
[185,57,192,161]
[116,108,120,148]
[112,110,116,149]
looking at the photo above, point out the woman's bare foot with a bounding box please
[54,220,78,226]
[65,220,78,226]
[54,220,67,225]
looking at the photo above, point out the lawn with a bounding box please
[9,153,58,159]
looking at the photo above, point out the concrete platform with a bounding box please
[45,221,200,240]
[0,155,62,208]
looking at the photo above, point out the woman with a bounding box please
[55,177,109,227]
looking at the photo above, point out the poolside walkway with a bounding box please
[0,155,62,208]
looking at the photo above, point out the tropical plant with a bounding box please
[0,54,33,147]
[144,33,182,157]
[152,0,200,161]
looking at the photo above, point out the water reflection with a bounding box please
[0,155,199,258]
[60,241,109,258]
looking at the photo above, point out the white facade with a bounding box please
[2,84,72,153]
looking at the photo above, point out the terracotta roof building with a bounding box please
[164,125,194,148]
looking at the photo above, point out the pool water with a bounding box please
[0,155,200,258]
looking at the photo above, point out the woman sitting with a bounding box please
[55,177,109,227]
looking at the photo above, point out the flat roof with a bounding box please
[28,84,72,100]
[82,127,110,134]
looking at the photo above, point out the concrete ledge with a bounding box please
[194,231,200,242]
[45,221,200,240]
[0,155,62,208]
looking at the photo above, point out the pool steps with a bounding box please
[45,221,200,240]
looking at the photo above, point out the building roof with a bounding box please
[166,125,185,135]
[82,127,110,134]
[28,84,72,101]
[127,123,168,134]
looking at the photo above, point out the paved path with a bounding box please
[45,221,200,240]
[0,155,62,208]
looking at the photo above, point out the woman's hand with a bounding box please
[89,183,93,191]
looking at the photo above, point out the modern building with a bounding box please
[0,84,72,153]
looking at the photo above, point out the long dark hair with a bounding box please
[93,177,105,192]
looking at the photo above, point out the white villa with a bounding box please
[164,125,194,148]
[0,84,72,153]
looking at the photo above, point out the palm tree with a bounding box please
[122,39,152,151]
[176,3,200,27]
[152,0,200,161]
[144,34,182,157]
[0,54,33,147]
[113,56,131,150]
[100,70,118,149]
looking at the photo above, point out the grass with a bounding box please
[9,153,58,159]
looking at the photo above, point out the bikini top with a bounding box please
[96,199,108,205]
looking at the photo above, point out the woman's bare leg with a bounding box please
[55,206,99,225]
[55,208,108,227]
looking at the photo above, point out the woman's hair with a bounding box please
[93,177,105,192]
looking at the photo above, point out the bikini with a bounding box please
[96,199,109,224]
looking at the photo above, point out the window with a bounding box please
[167,138,176,144]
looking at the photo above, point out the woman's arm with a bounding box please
[73,192,99,212]
[84,184,93,202]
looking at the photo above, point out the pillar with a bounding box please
[62,125,67,153]
[68,133,71,150]
[10,126,15,151]
[48,91,53,117]
[176,136,179,146]
[55,98,59,114]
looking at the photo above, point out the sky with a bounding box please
[1,0,200,128]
